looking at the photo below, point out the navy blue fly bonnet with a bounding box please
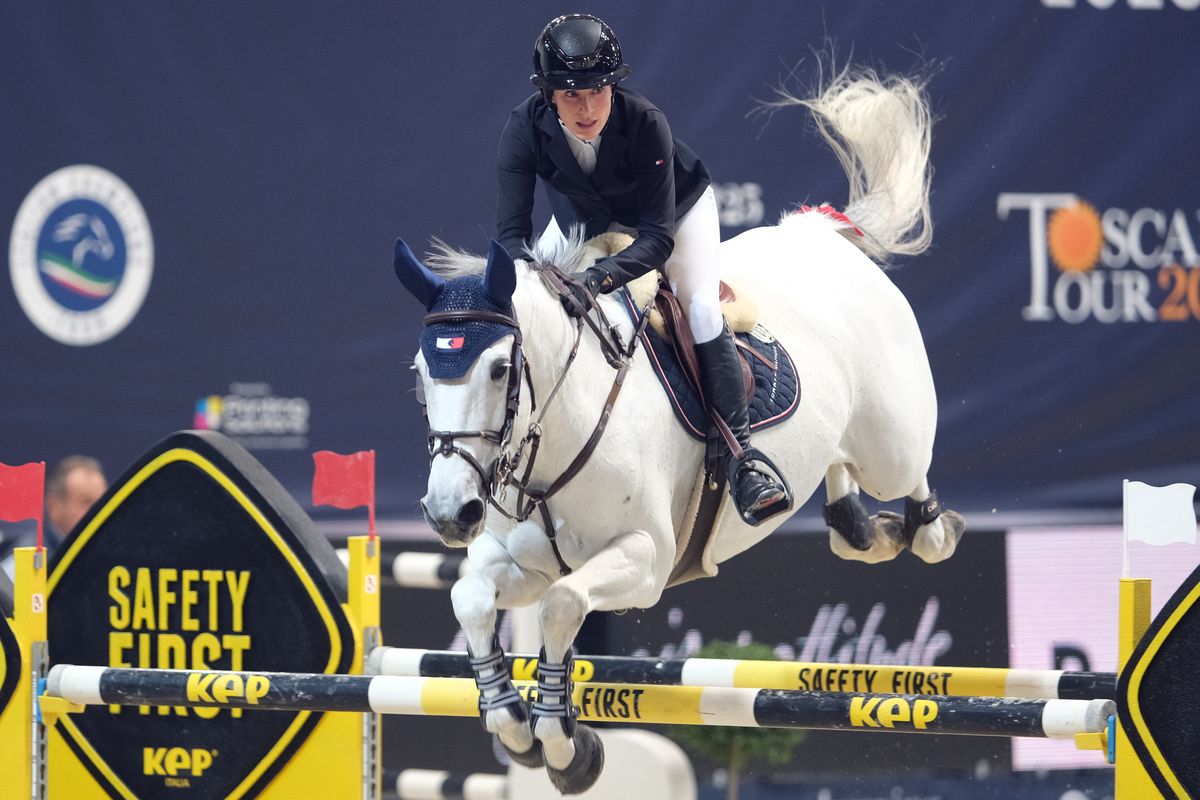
[393,238,518,379]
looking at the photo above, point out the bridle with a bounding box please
[420,263,652,575]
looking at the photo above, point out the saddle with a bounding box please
[633,277,757,404]
[586,232,798,436]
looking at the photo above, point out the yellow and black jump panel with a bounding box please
[1118,562,1200,799]
[0,568,16,721]
[0,574,19,732]
[47,430,356,800]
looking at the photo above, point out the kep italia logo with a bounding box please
[998,193,1200,323]
[9,165,153,345]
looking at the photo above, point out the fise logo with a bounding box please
[998,193,1200,323]
[9,165,153,345]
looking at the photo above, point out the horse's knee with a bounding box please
[540,582,589,653]
[451,577,496,637]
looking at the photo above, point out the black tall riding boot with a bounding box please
[694,326,789,524]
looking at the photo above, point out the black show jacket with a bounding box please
[496,87,712,287]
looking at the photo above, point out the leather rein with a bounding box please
[421,264,653,576]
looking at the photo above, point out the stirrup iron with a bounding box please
[726,447,793,526]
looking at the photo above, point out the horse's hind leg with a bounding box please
[904,478,965,564]
[824,464,908,563]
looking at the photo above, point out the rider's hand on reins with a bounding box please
[560,266,612,318]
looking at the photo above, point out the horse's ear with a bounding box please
[393,238,446,309]
[484,240,517,305]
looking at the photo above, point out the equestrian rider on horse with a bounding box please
[496,13,788,523]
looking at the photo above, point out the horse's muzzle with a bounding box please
[420,496,486,546]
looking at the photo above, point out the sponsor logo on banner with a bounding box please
[627,597,953,666]
[193,382,310,450]
[8,165,154,345]
[143,747,216,786]
[998,192,1200,323]
[716,182,765,228]
[1042,0,1197,9]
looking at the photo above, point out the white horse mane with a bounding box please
[422,226,603,279]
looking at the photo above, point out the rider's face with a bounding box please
[551,86,613,141]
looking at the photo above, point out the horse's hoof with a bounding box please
[940,510,966,550]
[870,510,906,550]
[502,738,544,768]
[908,509,965,563]
[546,724,605,795]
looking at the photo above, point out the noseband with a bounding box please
[420,265,651,575]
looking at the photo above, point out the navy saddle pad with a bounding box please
[618,289,801,441]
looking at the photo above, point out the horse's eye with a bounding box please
[414,373,427,406]
[490,361,510,381]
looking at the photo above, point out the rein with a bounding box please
[422,263,652,576]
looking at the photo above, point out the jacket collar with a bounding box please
[536,91,629,188]
[538,104,591,188]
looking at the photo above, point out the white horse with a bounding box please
[393,69,964,794]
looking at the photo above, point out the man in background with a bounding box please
[0,455,107,578]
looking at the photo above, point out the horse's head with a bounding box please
[394,238,520,547]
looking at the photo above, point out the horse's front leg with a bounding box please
[451,531,552,766]
[533,529,662,795]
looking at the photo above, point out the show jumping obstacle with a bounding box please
[2,431,1198,798]
[336,548,467,590]
[367,647,1118,701]
[385,768,507,800]
[44,664,1115,739]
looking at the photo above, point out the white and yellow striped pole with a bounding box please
[367,647,1117,701]
[44,665,1114,740]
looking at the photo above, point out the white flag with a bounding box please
[1124,480,1197,546]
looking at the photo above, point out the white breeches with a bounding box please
[544,185,724,344]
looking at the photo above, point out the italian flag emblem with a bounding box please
[436,336,465,350]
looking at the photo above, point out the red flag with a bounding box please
[312,450,375,539]
[0,461,45,550]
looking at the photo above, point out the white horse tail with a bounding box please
[780,67,934,264]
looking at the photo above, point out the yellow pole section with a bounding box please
[7,548,48,799]
[346,535,382,800]
[1115,577,1155,800]
[347,536,381,631]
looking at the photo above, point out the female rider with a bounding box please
[496,13,787,523]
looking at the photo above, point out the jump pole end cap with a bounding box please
[45,664,67,698]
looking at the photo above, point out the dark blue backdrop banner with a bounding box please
[3,1,1197,523]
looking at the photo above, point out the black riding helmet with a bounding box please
[530,14,631,90]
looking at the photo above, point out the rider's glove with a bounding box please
[560,266,615,318]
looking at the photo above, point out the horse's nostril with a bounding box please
[456,499,485,526]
